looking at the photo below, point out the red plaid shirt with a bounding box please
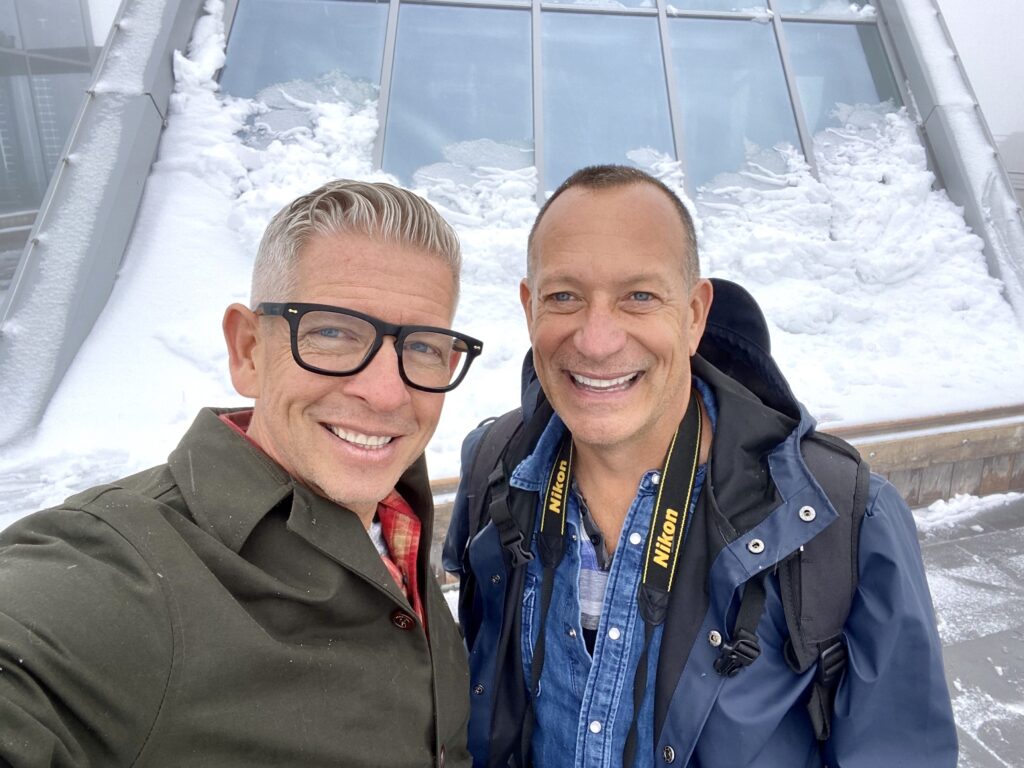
[376,491,426,628]
[219,411,426,627]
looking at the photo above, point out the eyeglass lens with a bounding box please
[296,310,468,388]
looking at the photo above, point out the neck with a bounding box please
[570,396,712,553]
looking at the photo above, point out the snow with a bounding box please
[0,0,1021,528]
[917,491,1024,533]
[0,4,1022,759]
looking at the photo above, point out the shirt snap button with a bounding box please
[747,538,765,554]
[391,610,415,630]
[629,532,643,546]
[473,684,485,695]
[708,630,723,647]
[589,720,602,734]
[651,472,661,485]
[608,627,621,641]
[799,505,816,522]
[663,745,676,763]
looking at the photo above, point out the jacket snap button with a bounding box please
[663,745,676,763]
[491,573,502,584]
[473,684,485,695]
[747,538,765,554]
[799,505,816,522]
[391,610,415,630]
[708,630,722,647]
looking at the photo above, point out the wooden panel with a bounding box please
[850,421,1024,474]
[950,459,985,497]
[1009,452,1024,493]
[979,455,1013,496]
[887,468,922,508]
[918,463,954,506]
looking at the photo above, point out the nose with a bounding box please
[341,338,413,411]
[573,304,628,361]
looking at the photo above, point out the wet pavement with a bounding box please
[921,495,1024,767]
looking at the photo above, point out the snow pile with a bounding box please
[915,491,1024,533]
[699,103,1023,426]
[0,0,1021,524]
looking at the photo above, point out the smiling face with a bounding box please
[225,231,457,523]
[521,183,712,466]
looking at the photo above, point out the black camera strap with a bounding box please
[523,390,703,767]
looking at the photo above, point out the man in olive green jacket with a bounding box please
[0,180,481,766]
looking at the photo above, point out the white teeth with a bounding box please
[327,425,393,449]
[571,372,638,390]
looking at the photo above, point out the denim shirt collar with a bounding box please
[510,376,718,496]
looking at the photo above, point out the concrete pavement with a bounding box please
[921,494,1024,767]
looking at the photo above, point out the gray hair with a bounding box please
[251,179,461,307]
[527,164,699,285]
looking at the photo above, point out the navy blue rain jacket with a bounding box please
[444,282,957,768]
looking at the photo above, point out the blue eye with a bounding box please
[632,291,653,302]
[550,292,575,302]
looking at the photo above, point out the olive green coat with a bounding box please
[0,408,470,767]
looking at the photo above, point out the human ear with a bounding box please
[687,279,714,356]
[223,303,262,398]
[519,278,535,334]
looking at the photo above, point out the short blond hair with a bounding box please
[251,179,461,306]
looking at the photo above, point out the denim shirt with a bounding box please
[510,380,716,768]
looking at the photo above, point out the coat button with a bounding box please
[663,745,676,763]
[799,505,816,522]
[747,538,765,554]
[391,610,415,630]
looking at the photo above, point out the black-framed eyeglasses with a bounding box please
[255,303,483,393]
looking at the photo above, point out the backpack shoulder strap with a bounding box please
[463,408,524,546]
[780,431,870,740]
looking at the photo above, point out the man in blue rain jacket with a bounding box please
[444,165,957,768]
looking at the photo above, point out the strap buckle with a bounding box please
[487,482,534,568]
[500,528,534,567]
[714,628,762,678]
[816,639,847,686]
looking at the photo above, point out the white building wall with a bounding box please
[937,0,1024,203]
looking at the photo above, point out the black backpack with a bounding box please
[454,278,870,744]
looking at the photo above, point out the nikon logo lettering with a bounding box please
[653,508,680,568]
[547,459,569,516]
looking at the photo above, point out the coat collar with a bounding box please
[166,408,435,560]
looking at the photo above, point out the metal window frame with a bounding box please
[221,0,904,197]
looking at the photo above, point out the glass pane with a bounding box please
[774,1,875,17]
[15,0,86,52]
[785,21,900,135]
[668,18,799,189]
[546,0,655,10]
[0,65,46,213]
[219,0,387,98]
[383,4,532,184]
[669,1,766,10]
[0,0,20,49]
[30,69,90,174]
[542,12,674,190]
